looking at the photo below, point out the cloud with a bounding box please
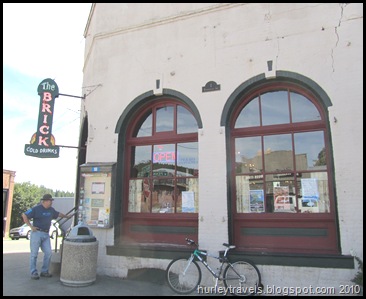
[3,3,91,94]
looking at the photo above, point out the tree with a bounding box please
[10,182,74,228]
[314,147,326,166]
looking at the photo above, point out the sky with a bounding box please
[3,3,92,192]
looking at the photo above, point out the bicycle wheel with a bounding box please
[223,260,261,296]
[166,257,202,294]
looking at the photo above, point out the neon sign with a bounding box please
[153,151,175,163]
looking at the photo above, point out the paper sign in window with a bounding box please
[182,191,195,212]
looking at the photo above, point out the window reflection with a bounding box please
[128,179,152,213]
[128,102,198,214]
[153,144,175,174]
[235,97,260,128]
[261,91,290,126]
[236,175,264,213]
[177,178,199,213]
[263,134,293,172]
[235,171,330,214]
[130,146,152,178]
[233,87,330,215]
[177,106,198,134]
[294,131,326,171]
[291,92,321,122]
[235,137,262,174]
[234,132,329,214]
[266,177,296,213]
[152,179,175,213]
[129,142,199,213]
[177,142,198,176]
[296,172,330,213]
[134,110,152,137]
[234,90,321,129]
[156,106,174,132]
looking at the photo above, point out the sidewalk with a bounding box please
[3,238,200,296]
[3,251,184,296]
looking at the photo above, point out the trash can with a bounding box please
[60,223,98,287]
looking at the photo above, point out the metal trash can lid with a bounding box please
[65,223,96,242]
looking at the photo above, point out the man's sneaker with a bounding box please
[40,272,52,278]
[31,273,40,280]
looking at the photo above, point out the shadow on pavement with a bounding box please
[3,252,181,296]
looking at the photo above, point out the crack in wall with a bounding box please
[331,3,347,73]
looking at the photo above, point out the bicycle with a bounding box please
[166,238,261,296]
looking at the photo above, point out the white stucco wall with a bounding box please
[80,3,363,294]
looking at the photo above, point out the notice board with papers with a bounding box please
[78,163,116,228]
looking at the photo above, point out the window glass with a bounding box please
[294,131,326,171]
[297,172,330,213]
[236,175,264,213]
[128,179,152,213]
[135,110,152,137]
[233,85,332,219]
[176,178,199,213]
[130,146,152,178]
[263,134,293,172]
[291,92,321,122]
[177,105,198,134]
[152,179,175,213]
[261,91,290,126]
[235,97,260,128]
[153,144,175,174]
[235,137,262,174]
[177,142,198,176]
[127,102,198,215]
[266,176,296,213]
[156,106,174,132]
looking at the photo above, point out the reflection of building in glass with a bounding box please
[237,149,307,173]
[236,150,329,213]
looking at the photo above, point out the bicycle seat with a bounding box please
[223,243,236,249]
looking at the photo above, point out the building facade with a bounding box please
[76,3,363,293]
[3,169,16,238]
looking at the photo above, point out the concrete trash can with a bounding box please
[60,224,98,287]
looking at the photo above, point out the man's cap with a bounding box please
[42,194,54,201]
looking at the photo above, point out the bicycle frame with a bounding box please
[189,248,229,280]
[166,239,261,295]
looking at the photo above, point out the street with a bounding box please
[3,236,62,253]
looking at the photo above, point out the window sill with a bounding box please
[106,243,354,269]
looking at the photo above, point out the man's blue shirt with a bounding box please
[24,204,59,231]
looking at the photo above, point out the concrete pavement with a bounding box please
[3,238,200,296]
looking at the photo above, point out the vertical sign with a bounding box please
[24,78,60,158]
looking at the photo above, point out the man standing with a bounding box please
[22,193,71,280]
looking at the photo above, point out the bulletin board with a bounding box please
[78,163,115,228]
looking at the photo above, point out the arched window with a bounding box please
[230,82,339,255]
[122,98,199,245]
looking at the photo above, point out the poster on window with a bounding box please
[182,191,195,212]
[249,190,264,212]
[274,186,295,212]
[301,178,319,211]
